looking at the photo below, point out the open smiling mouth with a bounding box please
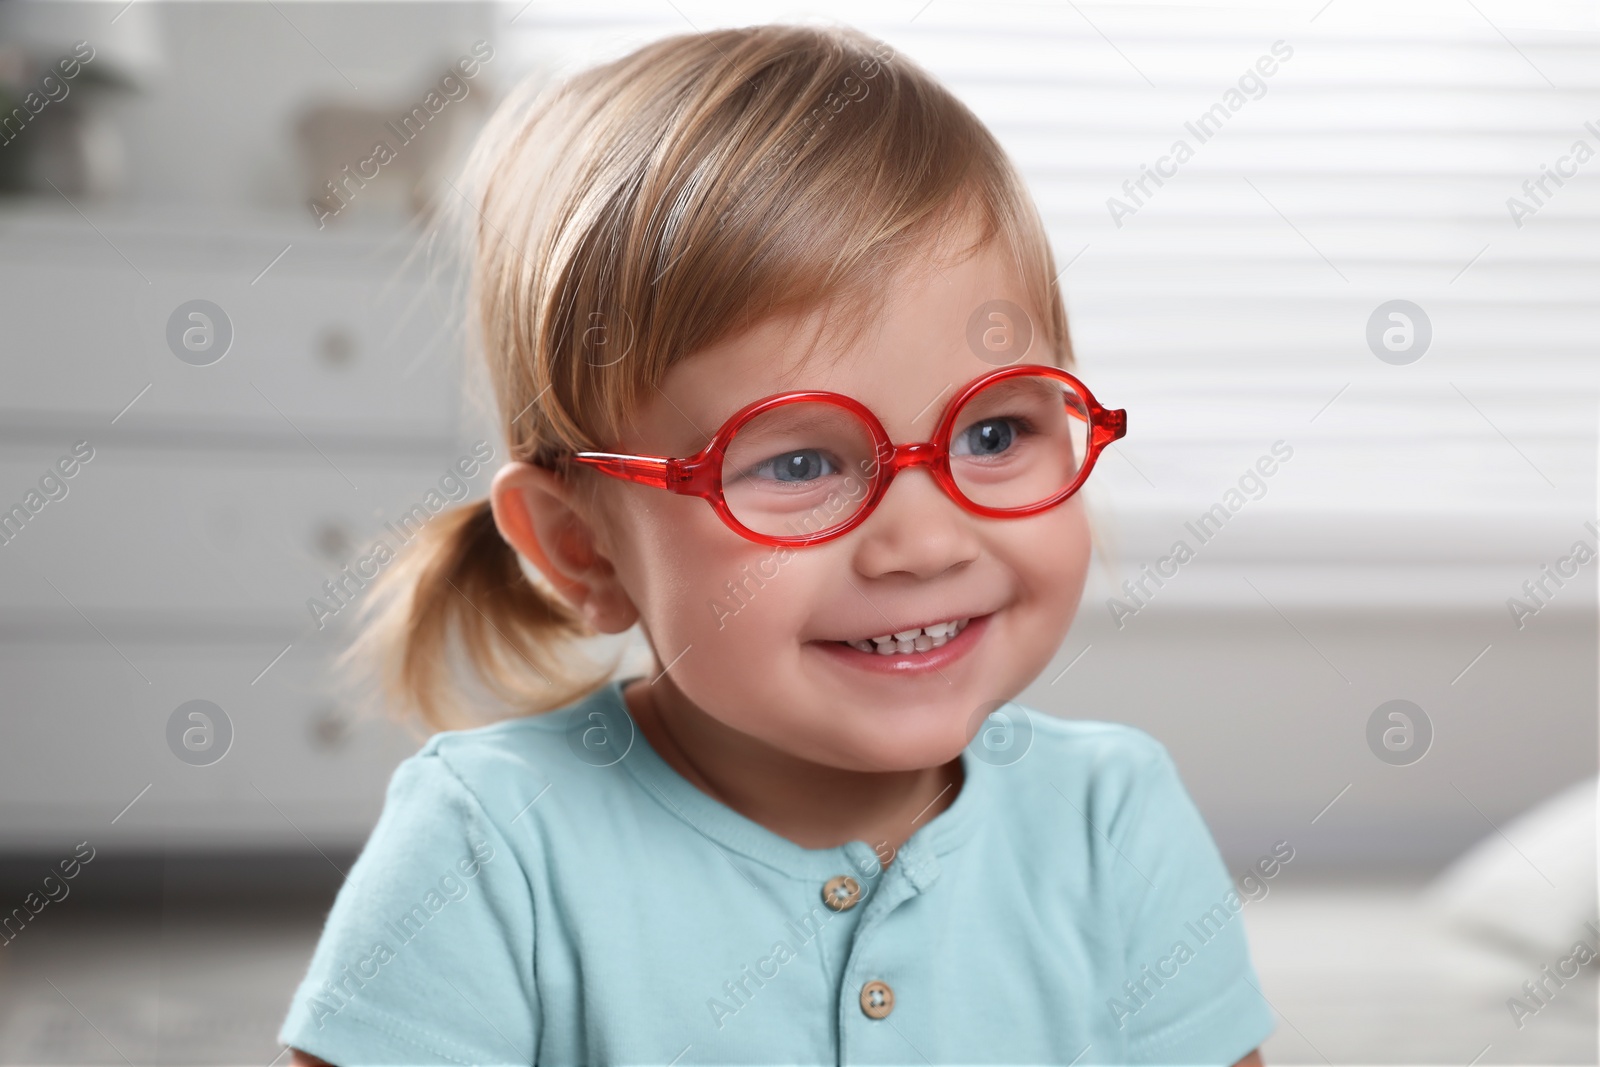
[834,617,973,656]
[815,613,993,674]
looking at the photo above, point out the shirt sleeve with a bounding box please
[277,748,537,1067]
[1106,741,1276,1065]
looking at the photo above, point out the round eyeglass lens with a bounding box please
[946,372,1090,511]
[719,400,879,538]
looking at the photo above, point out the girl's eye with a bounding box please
[754,449,837,483]
[953,418,1017,457]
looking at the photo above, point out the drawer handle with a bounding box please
[318,326,357,367]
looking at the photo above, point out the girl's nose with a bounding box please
[849,465,981,581]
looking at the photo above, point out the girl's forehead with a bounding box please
[673,238,1028,396]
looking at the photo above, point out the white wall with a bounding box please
[0,0,1592,874]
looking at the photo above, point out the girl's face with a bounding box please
[586,227,1093,773]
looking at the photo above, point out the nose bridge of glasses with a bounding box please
[887,440,941,474]
[867,440,959,512]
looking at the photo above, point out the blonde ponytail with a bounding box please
[338,498,605,732]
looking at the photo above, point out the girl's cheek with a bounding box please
[1045,508,1093,621]
[1017,503,1091,605]
[693,545,810,645]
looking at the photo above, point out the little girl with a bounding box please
[280,23,1274,1067]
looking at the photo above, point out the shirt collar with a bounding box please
[601,677,989,882]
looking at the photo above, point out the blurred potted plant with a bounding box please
[0,40,134,196]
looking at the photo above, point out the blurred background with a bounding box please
[0,0,1594,1062]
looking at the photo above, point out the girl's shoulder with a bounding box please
[997,703,1176,783]
[1022,706,1168,756]
[977,704,1198,838]
[378,683,634,825]
[422,679,623,751]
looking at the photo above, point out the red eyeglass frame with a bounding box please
[567,364,1128,547]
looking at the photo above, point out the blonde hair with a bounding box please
[347,22,1078,731]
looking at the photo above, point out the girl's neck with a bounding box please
[622,677,962,864]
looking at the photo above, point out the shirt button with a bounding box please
[822,874,862,911]
[859,979,894,1019]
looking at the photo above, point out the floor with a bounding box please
[0,904,319,1065]
[0,879,1593,1064]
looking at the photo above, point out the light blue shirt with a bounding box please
[278,677,1274,1065]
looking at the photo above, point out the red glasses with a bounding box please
[569,364,1127,547]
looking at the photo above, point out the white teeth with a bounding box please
[840,617,972,655]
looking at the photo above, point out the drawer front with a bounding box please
[0,444,499,623]
[0,639,425,850]
[0,225,461,439]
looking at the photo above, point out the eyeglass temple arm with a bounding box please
[570,452,674,490]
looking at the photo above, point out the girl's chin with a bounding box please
[801,728,972,775]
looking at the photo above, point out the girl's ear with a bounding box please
[488,461,640,634]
